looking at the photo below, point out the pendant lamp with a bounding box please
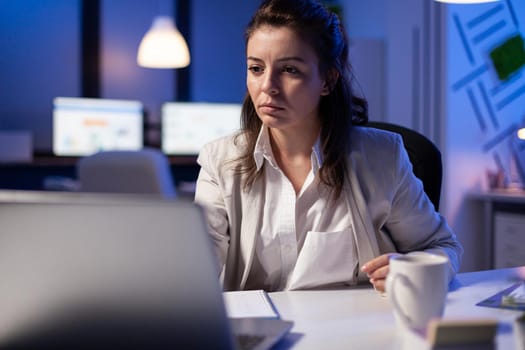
[137,16,190,69]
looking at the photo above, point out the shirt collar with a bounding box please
[253,126,272,171]
[311,137,323,173]
[253,126,324,173]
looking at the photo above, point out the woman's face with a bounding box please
[246,25,329,133]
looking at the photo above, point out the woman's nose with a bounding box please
[261,70,279,95]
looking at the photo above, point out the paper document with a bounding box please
[503,282,525,305]
[477,281,525,311]
[223,290,279,319]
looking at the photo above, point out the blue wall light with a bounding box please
[434,0,500,3]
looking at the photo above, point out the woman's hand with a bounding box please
[361,253,401,293]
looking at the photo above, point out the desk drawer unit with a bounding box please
[494,212,525,269]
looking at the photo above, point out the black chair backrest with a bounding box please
[366,121,442,211]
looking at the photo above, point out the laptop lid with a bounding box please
[0,190,235,349]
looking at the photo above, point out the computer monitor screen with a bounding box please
[161,102,241,156]
[53,97,144,156]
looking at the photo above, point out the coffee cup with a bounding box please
[386,252,449,331]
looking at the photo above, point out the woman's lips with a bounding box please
[259,104,283,114]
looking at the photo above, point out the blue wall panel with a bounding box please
[0,0,80,151]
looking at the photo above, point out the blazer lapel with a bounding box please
[345,162,380,282]
[238,177,265,289]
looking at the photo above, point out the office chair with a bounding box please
[76,148,177,198]
[366,121,442,211]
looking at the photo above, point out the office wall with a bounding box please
[343,0,387,122]
[190,1,259,103]
[0,0,80,151]
[343,0,386,39]
[444,0,525,271]
[382,0,525,271]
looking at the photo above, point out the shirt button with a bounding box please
[284,244,292,252]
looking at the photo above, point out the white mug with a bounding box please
[386,252,449,331]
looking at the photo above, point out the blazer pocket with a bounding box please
[287,227,357,289]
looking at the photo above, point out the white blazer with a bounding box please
[195,126,463,291]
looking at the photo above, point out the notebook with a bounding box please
[0,190,292,349]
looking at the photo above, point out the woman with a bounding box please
[195,0,463,292]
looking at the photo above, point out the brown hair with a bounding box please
[235,0,368,198]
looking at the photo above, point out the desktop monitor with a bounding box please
[53,97,144,156]
[161,102,241,156]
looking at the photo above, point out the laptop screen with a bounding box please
[52,97,144,156]
[161,102,241,156]
[0,190,235,349]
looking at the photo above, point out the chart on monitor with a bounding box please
[161,102,241,156]
[52,97,144,156]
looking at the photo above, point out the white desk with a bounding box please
[269,267,525,349]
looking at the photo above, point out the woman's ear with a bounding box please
[321,69,340,96]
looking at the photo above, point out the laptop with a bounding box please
[0,190,292,349]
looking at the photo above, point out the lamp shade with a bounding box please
[434,0,500,3]
[137,16,190,68]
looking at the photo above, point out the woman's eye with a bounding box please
[248,66,263,74]
[283,66,299,74]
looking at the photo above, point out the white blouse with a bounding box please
[244,127,359,291]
